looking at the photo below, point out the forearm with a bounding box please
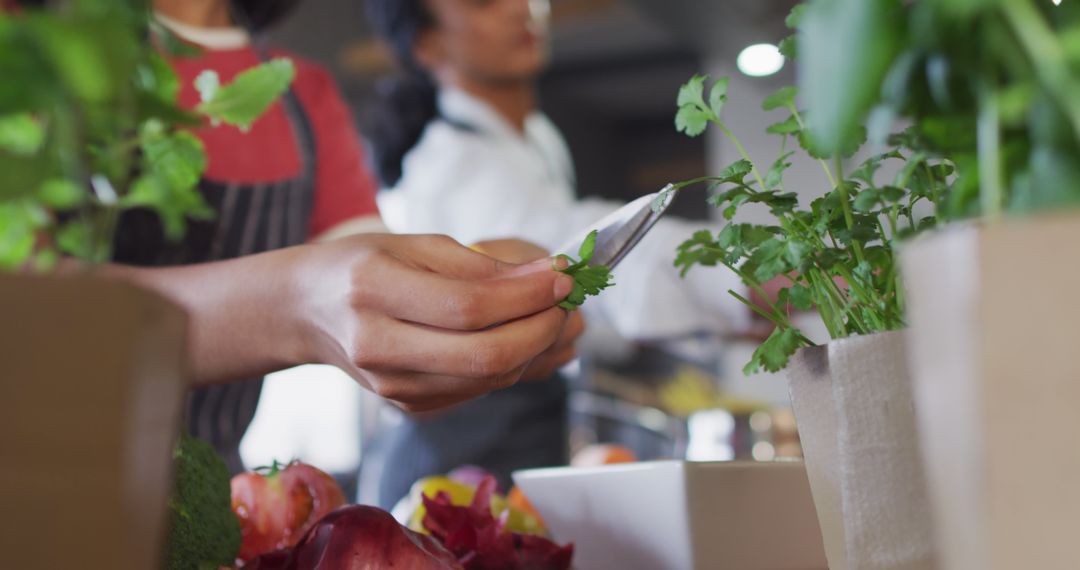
[97,247,313,386]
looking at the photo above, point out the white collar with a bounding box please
[438,87,545,140]
[154,11,250,50]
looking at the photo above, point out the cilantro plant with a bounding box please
[797,0,1080,218]
[555,230,615,311]
[668,71,952,374]
[0,0,294,270]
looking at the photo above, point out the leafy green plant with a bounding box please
[797,0,1080,218]
[0,0,295,270]
[667,73,952,374]
[555,230,615,311]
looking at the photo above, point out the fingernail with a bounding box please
[517,256,564,273]
[553,273,574,300]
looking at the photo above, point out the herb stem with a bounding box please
[834,157,866,265]
[789,106,839,189]
[719,123,769,193]
[728,289,816,347]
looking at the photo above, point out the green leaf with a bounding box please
[675,229,722,276]
[136,51,181,104]
[140,129,207,192]
[0,152,59,202]
[677,75,707,108]
[780,284,814,310]
[709,77,730,117]
[785,4,808,29]
[28,17,116,103]
[745,238,791,283]
[675,106,712,137]
[558,281,587,311]
[55,220,93,259]
[709,186,752,217]
[798,0,902,157]
[715,160,754,185]
[766,115,801,135]
[767,192,799,216]
[123,173,214,241]
[764,151,795,190]
[778,35,798,60]
[784,240,812,268]
[557,230,615,310]
[0,114,45,155]
[577,228,597,260]
[762,86,797,112]
[743,327,802,374]
[798,122,866,159]
[196,58,296,130]
[0,201,47,270]
[38,178,85,209]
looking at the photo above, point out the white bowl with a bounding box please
[513,460,827,570]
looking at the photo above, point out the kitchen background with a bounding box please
[239,0,824,497]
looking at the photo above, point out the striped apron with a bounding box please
[112,84,316,474]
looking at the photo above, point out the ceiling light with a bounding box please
[737,43,785,77]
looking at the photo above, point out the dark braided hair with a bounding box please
[365,0,441,187]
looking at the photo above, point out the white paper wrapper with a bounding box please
[788,330,937,570]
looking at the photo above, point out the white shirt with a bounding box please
[378,88,748,340]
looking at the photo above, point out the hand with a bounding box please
[296,234,576,412]
[471,239,585,380]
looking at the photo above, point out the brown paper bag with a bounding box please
[0,273,188,570]
[903,215,1080,570]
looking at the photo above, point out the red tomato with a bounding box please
[231,461,347,564]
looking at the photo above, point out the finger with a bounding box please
[391,234,566,280]
[359,255,574,331]
[521,345,578,381]
[559,311,586,346]
[388,234,514,279]
[357,365,529,413]
[353,307,567,379]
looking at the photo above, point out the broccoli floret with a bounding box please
[165,433,241,570]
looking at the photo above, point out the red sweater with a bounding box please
[170,46,380,239]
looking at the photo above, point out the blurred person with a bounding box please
[360,0,752,507]
[11,0,583,473]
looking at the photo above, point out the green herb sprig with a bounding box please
[671,71,951,374]
[555,230,614,311]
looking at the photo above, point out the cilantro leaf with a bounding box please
[766,115,801,135]
[743,326,803,375]
[677,75,707,108]
[779,284,814,311]
[556,230,615,311]
[762,86,797,112]
[709,77,730,117]
[675,106,712,137]
[715,159,754,185]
